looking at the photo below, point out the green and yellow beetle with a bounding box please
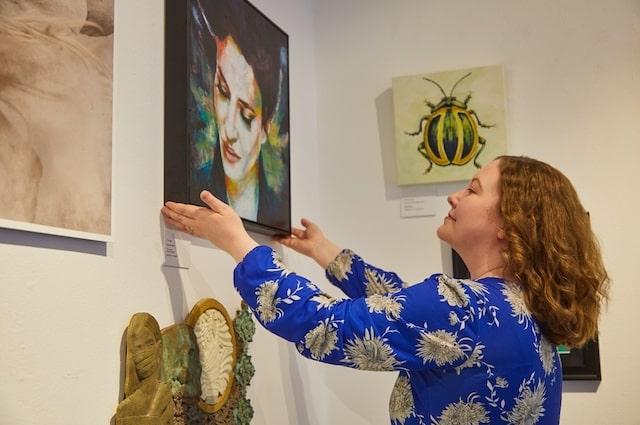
[406,72,494,173]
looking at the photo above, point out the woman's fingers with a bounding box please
[200,190,227,213]
[163,215,184,230]
[290,227,306,239]
[164,201,201,218]
[161,206,196,231]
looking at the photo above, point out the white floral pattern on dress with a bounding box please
[431,393,490,425]
[268,251,292,277]
[311,293,341,310]
[326,249,355,281]
[417,330,467,366]
[343,327,404,371]
[461,279,489,297]
[495,377,509,389]
[502,378,546,425]
[389,374,414,425]
[255,280,280,323]
[538,336,557,376]
[304,320,338,360]
[364,267,399,296]
[366,293,405,321]
[437,275,470,307]
[455,343,485,375]
[502,283,531,326]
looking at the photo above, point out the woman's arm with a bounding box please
[324,249,406,298]
[234,245,479,372]
[162,192,477,372]
[278,218,406,298]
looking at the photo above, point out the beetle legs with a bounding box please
[473,137,487,168]
[405,114,431,137]
[469,110,495,129]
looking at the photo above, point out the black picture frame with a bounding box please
[451,249,602,381]
[165,0,291,236]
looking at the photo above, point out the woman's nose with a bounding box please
[447,192,458,208]
[223,103,239,142]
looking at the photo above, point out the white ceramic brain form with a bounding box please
[193,308,235,404]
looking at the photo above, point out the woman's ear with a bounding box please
[497,227,506,240]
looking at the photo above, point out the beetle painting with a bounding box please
[393,65,507,185]
[406,72,494,173]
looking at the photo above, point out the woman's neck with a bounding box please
[458,246,507,280]
[225,165,259,220]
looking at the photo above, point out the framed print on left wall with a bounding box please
[0,1,114,241]
[165,0,291,236]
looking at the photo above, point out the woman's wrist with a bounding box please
[314,240,342,269]
[227,234,260,263]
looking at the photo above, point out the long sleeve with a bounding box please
[325,249,406,298]
[234,246,481,372]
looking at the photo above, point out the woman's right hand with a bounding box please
[277,218,342,269]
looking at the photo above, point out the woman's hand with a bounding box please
[161,190,258,263]
[277,218,341,269]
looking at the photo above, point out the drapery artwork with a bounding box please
[0,0,114,239]
[165,0,290,236]
[393,65,507,185]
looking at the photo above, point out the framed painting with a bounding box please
[393,65,507,185]
[452,249,602,381]
[165,0,291,236]
[0,1,114,241]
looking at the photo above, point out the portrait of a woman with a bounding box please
[188,0,290,233]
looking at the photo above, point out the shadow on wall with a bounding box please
[159,216,190,323]
[562,381,600,393]
[0,227,107,255]
[280,340,317,425]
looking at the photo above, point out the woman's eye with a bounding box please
[241,107,255,125]
[216,82,230,99]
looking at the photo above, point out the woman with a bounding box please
[162,156,609,424]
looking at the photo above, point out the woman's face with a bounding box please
[213,36,266,182]
[437,159,504,252]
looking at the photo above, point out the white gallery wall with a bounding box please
[1,0,639,424]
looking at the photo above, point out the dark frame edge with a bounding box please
[164,0,189,203]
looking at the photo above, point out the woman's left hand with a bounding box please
[161,190,258,262]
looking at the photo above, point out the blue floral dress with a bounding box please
[233,246,562,425]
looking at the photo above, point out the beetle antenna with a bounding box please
[423,77,447,98]
[449,72,472,97]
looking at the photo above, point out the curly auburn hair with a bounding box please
[497,156,609,348]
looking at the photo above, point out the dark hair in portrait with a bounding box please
[187,0,290,234]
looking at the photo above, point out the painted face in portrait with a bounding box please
[437,159,505,252]
[213,35,267,182]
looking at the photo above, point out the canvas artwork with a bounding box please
[165,0,291,236]
[393,65,507,185]
[0,0,114,240]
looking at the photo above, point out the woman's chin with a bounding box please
[436,225,447,241]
